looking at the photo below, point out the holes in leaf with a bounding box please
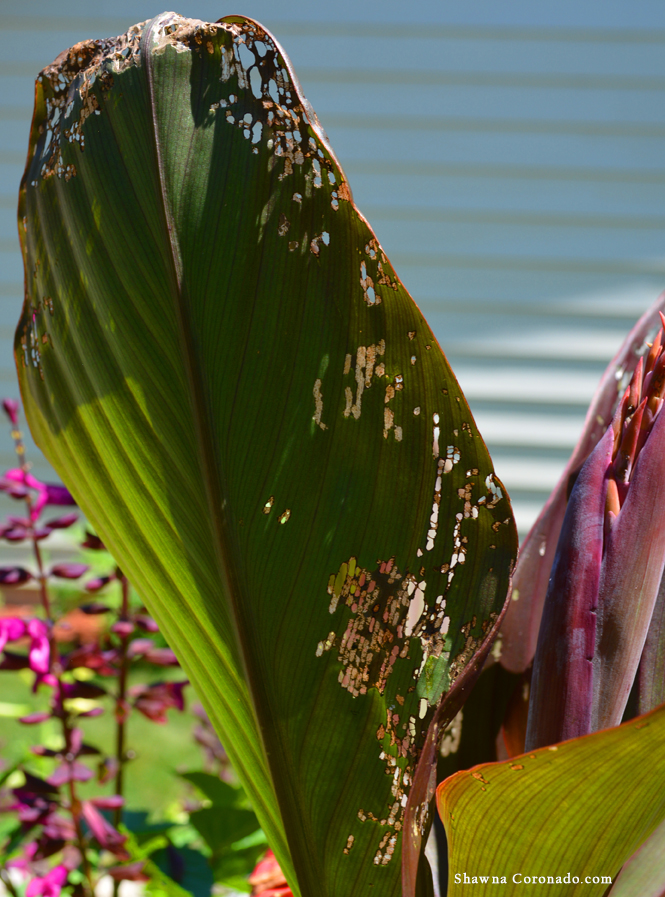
[250,66,262,99]
[237,41,254,71]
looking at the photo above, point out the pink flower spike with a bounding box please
[0,616,26,651]
[2,399,19,425]
[27,619,50,674]
[26,865,68,897]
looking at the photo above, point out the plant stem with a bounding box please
[113,573,130,897]
[114,574,130,827]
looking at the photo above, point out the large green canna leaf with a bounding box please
[437,703,665,896]
[16,13,517,896]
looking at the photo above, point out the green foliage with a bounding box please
[438,702,665,896]
[17,12,517,896]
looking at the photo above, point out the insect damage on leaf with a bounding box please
[315,442,509,861]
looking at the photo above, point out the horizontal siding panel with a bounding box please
[1,4,664,539]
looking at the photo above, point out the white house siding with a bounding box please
[0,0,664,539]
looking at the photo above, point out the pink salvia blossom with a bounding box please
[27,619,50,674]
[26,865,68,897]
[0,616,26,651]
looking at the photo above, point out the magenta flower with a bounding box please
[3,469,48,520]
[527,315,665,748]
[0,470,75,522]
[26,864,68,897]
[27,619,50,674]
[0,616,26,651]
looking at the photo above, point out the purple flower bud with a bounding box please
[126,638,154,658]
[47,761,93,787]
[144,647,179,666]
[19,711,51,725]
[43,513,78,530]
[44,484,76,506]
[0,566,32,585]
[89,795,124,810]
[69,727,83,756]
[77,706,104,718]
[3,526,27,542]
[81,531,105,551]
[84,576,112,592]
[49,563,89,580]
[135,614,159,633]
[111,620,135,637]
[33,527,52,540]
[81,801,128,858]
[2,399,19,425]
[77,603,111,615]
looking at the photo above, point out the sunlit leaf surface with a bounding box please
[17,14,517,896]
[438,703,665,897]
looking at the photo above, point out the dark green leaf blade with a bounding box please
[17,14,517,897]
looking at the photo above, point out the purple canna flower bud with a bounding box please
[2,398,19,425]
[527,314,665,749]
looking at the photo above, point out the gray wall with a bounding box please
[2,0,665,536]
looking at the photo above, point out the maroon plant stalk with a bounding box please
[113,573,130,833]
[500,292,665,674]
[526,320,665,749]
